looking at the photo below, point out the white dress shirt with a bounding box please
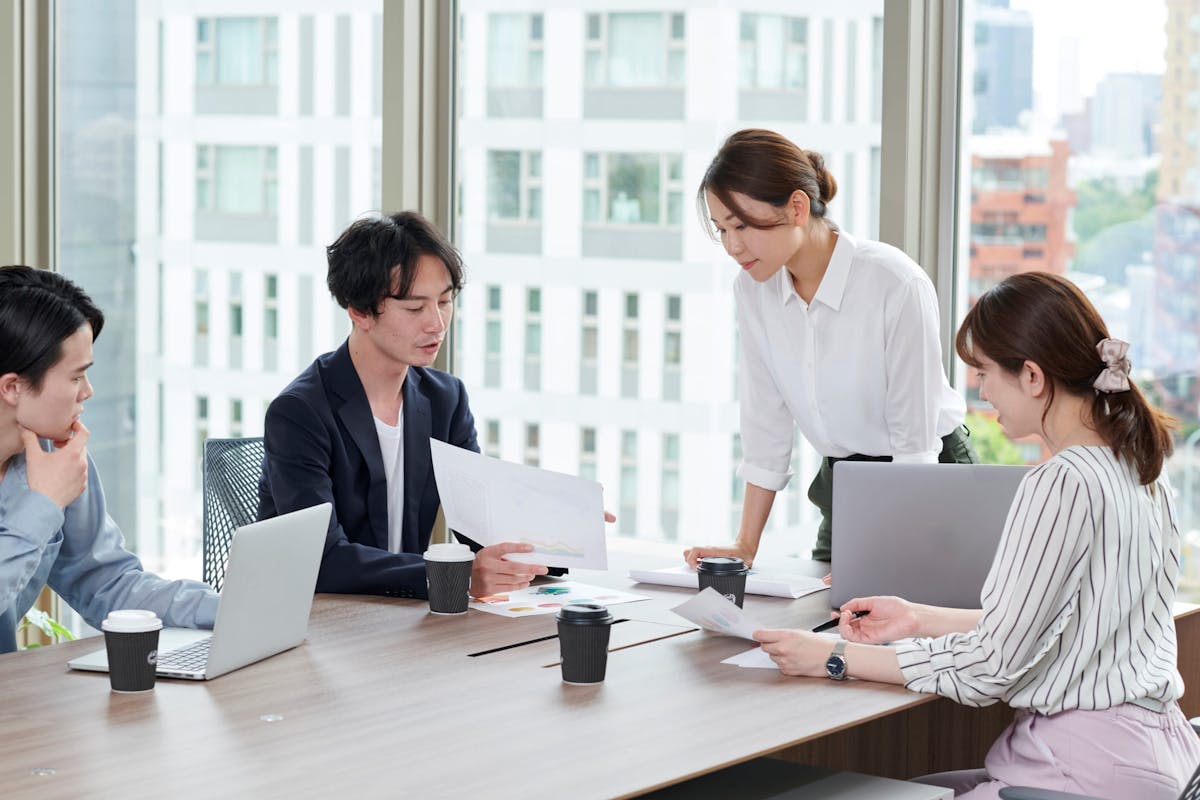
[735,230,966,491]
[895,446,1184,714]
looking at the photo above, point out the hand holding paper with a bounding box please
[669,588,765,640]
[430,440,608,569]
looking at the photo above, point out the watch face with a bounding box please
[825,655,847,679]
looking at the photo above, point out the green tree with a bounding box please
[1073,171,1157,249]
[965,412,1026,465]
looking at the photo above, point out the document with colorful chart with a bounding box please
[669,588,765,640]
[470,581,647,618]
[430,439,608,569]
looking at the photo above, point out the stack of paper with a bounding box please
[629,565,827,599]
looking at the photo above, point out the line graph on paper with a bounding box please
[517,537,587,561]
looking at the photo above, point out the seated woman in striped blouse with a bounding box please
[753,271,1200,799]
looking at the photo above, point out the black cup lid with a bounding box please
[557,603,613,623]
[697,556,748,574]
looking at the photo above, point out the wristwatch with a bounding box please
[825,640,848,681]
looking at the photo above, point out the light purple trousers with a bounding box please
[914,703,1200,799]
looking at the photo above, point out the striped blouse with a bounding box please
[894,445,1184,714]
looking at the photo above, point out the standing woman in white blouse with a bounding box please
[754,271,1200,799]
[684,128,975,566]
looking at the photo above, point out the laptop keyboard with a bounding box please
[157,637,212,671]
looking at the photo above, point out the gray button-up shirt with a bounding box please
[0,444,218,654]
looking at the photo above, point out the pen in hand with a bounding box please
[811,610,868,633]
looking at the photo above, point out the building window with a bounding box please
[485,420,500,458]
[524,423,540,467]
[196,17,279,87]
[580,290,599,395]
[264,273,279,372]
[196,145,278,215]
[585,12,684,88]
[739,15,807,92]
[619,430,638,535]
[663,294,682,401]
[195,395,209,488]
[488,14,543,87]
[229,271,243,369]
[230,399,243,438]
[661,433,680,540]
[580,427,597,482]
[524,288,542,390]
[622,292,639,398]
[488,151,542,221]
[582,152,683,226]
[730,433,744,533]
[194,269,209,367]
[485,285,502,388]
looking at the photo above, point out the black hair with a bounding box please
[0,266,104,390]
[326,211,465,315]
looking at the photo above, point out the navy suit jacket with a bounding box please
[257,341,479,598]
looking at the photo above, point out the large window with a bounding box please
[955,1,1200,595]
[54,1,381,581]
[455,3,884,561]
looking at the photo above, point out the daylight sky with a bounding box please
[1010,0,1167,121]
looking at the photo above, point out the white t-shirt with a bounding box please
[373,414,406,554]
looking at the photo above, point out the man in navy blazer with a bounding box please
[257,212,550,599]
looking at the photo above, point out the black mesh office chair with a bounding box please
[999,719,1200,800]
[202,437,266,592]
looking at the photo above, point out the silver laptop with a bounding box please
[69,503,331,680]
[830,462,1029,609]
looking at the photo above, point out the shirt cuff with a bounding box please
[737,462,792,492]
[195,593,220,629]
[893,638,936,684]
[892,450,939,465]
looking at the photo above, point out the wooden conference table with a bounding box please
[3,561,1199,800]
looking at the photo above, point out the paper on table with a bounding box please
[722,646,778,669]
[669,588,765,640]
[629,565,828,599]
[470,581,646,618]
[430,439,607,569]
[721,632,841,670]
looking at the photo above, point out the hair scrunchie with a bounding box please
[1093,338,1132,393]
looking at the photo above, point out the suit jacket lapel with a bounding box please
[328,342,390,551]
[402,369,431,554]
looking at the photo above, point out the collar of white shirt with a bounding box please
[777,229,856,312]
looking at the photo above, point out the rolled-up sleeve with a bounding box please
[894,464,1090,707]
[0,486,64,618]
[49,455,219,631]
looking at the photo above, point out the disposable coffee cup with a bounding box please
[424,542,475,615]
[697,556,750,608]
[557,603,613,685]
[101,609,162,692]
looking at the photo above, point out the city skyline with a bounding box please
[49,2,1199,595]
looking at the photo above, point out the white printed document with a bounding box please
[470,581,646,618]
[430,439,608,569]
[629,565,828,599]
[669,588,765,641]
[722,631,840,670]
